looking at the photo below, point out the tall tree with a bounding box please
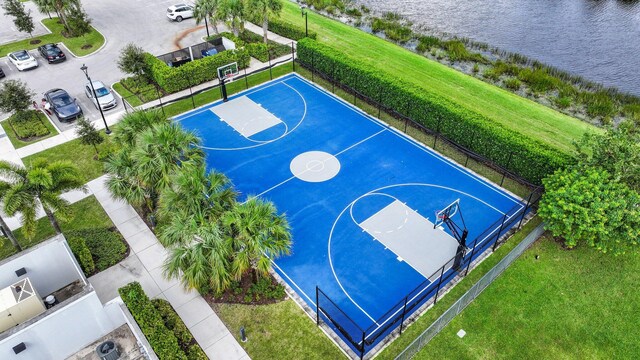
[194,0,221,36]
[0,181,21,251]
[117,43,147,78]
[219,0,246,36]
[32,0,54,19]
[247,0,282,43]
[539,167,640,255]
[2,0,35,37]
[65,2,91,42]
[163,220,232,293]
[105,120,202,217]
[0,159,86,239]
[75,117,104,156]
[0,80,34,121]
[113,109,168,148]
[222,197,291,280]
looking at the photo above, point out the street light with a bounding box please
[301,5,308,37]
[80,64,111,135]
[204,16,210,38]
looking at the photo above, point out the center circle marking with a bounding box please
[290,151,340,182]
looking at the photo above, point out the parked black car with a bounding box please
[37,43,66,64]
[44,89,82,122]
[0,66,4,78]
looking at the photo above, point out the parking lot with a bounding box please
[0,0,207,132]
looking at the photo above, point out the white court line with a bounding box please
[334,129,387,158]
[286,75,523,205]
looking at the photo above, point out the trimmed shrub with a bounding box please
[145,49,250,93]
[152,299,193,348]
[296,38,571,184]
[80,228,127,271]
[252,17,316,41]
[9,111,50,139]
[119,282,188,360]
[187,345,208,360]
[67,235,95,275]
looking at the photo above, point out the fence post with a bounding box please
[188,78,195,109]
[517,191,535,229]
[492,214,509,251]
[433,265,446,304]
[244,67,248,89]
[291,41,296,72]
[500,152,514,186]
[433,117,442,148]
[464,236,481,276]
[268,49,273,80]
[311,52,315,82]
[331,59,336,93]
[315,286,320,326]
[353,75,358,105]
[377,87,383,118]
[360,332,365,360]
[399,296,409,334]
[155,86,165,116]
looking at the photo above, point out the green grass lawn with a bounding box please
[213,299,345,359]
[278,2,597,153]
[1,111,58,149]
[0,195,115,260]
[0,18,105,57]
[408,234,640,359]
[21,130,112,182]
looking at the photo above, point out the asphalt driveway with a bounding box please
[0,0,208,132]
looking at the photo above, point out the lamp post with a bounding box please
[301,6,308,37]
[204,16,210,38]
[80,64,111,135]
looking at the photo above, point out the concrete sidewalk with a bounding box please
[86,176,249,360]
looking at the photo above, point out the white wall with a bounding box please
[0,235,83,297]
[222,36,236,50]
[0,292,125,359]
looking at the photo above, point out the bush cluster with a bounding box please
[297,38,570,183]
[119,282,188,360]
[254,17,317,41]
[67,228,127,274]
[121,76,159,102]
[67,235,95,275]
[144,49,250,93]
[371,17,413,44]
[9,111,50,139]
[233,31,293,62]
[247,277,286,302]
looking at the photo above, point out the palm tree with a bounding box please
[222,197,291,280]
[219,0,246,37]
[159,162,236,224]
[194,0,221,36]
[163,220,232,293]
[32,0,55,19]
[0,159,86,239]
[106,122,202,217]
[113,109,169,148]
[0,181,21,251]
[247,0,282,43]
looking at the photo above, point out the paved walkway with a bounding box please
[84,176,248,360]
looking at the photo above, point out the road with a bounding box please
[0,0,208,131]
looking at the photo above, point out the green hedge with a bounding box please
[296,38,570,184]
[9,111,50,139]
[69,228,127,271]
[250,17,316,41]
[67,236,95,275]
[152,299,193,348]
[119,282,188,360]
[145,49,250,93]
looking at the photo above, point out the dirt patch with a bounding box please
[173,25,206,50]
[204,272,287,305]
[29,39,42,45]
[81,44,92,50]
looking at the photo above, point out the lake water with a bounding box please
[358,0,640,95]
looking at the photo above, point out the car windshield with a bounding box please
[94,87,110,97]
[15,51,30,61]
[51,93,73,107]
[46,47,61,55]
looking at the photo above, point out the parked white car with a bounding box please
[8,50,38,71]
[166,4,194,22]
[84,81,117,111]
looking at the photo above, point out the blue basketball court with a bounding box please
[175,73,526,355]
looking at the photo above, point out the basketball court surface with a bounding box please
[175,73,526,354]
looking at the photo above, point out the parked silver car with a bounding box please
[84,81,117,111]
[8,50,38,71]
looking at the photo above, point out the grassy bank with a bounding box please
[0,196,114,260]
[278,1,596,153]
[213,300,344,359]
[412,234,640,359]
[0,18,105,57]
